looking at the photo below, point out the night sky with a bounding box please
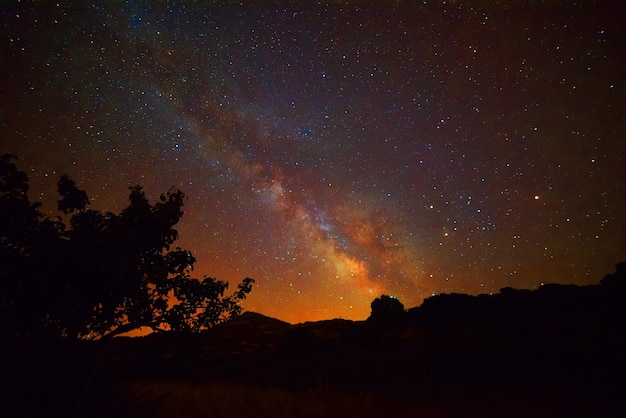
[1,1,624,323]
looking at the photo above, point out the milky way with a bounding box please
[1,2,624,322]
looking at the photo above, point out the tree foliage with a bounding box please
[600,262,626,290]
[0,154,254,339]
[369,294,405,322]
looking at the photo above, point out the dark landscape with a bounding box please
[1,3,625,416]
[4,264,626,418]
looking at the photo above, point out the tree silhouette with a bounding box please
[601,262,626,290]
[369,294,405,322]
[57,174,89,214]
[0,154,254,339]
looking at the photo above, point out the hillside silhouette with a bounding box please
[4,263,626,418]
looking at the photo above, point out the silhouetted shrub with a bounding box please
[601,262,626,290]
[369,295,405,322]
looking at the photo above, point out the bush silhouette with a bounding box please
[601,262,626,290]
[369,295,405,322]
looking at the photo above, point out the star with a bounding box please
[1,1,624,323]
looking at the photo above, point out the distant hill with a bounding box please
[227,311,291,329]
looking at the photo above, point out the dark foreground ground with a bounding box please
[3,281,626,417]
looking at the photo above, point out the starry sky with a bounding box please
[1,1,624,323]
